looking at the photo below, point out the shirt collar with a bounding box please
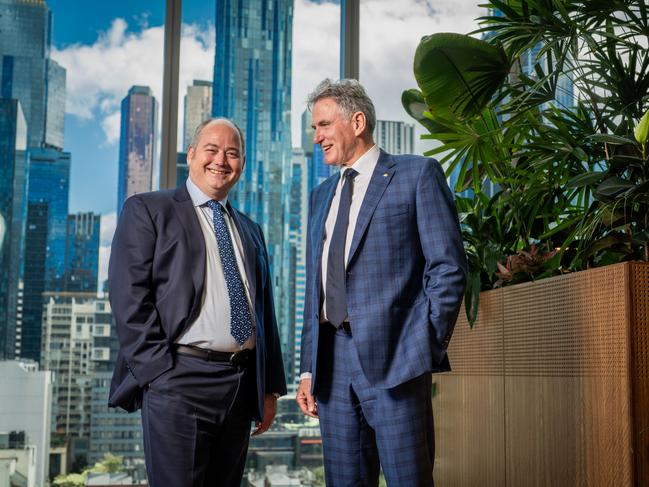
[186,177,229,209]
[340,144,380,180]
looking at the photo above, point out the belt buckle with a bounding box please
[229,350,247,367]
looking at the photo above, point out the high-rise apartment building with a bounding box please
[41,293,118,464]
[183,80,212,150]
[0,99,28,360]
[117,86,157,214]
[87,296,145,465]
[373,120,414,155]
[212,0,293,269]
[65,212,101,293]
[0,0,65,149]
[21,148,70,363]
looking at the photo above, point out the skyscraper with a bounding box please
[117,86,157,214]
[284,148,308,388]
[0,98,28,359]
[183,79,212,150]
[21,147,70,362]
[212,0,293,268]
[373,120,414,155]
[0,0,66,149]
[65,212,101,293]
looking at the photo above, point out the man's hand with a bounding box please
[252,394,277,436]
[296,378,318,418]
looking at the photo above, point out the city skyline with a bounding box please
[43,0,484,287]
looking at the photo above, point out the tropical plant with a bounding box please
[403,0,649,324]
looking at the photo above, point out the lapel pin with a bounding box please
[383,173,388,177]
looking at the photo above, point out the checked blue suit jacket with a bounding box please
[300,150,467,393]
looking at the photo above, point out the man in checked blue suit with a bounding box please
[108,118,286,487]
[296,79,467,486]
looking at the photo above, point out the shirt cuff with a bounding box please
[300,372,312,380]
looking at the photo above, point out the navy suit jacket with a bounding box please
[300,151,467,393]
[108,184,286,420]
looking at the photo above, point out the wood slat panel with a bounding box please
[432,262,649,487]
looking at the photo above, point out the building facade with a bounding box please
[87,297,144,465]
[0,0,65,150]
[40,293,126,465]
[183,79,212,150]
[0,99,28,360]
[0,360,53,487]
[373,119,414,155]
[212,0,294,269]
[20,148,70,363]
[117,86,157,215]
[65,212,101,293]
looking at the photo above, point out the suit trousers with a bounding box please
[141,352,256,487]
[317,324,435,487]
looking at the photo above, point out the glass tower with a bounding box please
[21,147,70,362]
[0,98,28,359]
[117,86,158,215]
[65,212,101,293]
[0,0,65,149]
[212,0,294,369]
[212,0,294,268]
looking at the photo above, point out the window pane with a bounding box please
[1,1,165,483]
[359,0,483,156]
[177,0,338,482]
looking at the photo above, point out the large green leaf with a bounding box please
[400,89,449,134]
[595,176,635,199]
[413,33,510,119]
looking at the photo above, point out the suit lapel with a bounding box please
[227,202,258,308]
[173,185,206,321]
[348,151,396,265]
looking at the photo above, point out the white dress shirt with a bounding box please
[175,177,256,352]
[320,144,380,322]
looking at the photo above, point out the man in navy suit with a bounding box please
[108,118,286,487]
[296,79,467,486]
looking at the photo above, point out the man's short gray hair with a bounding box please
[307,78,376,133]
[189,118,246,156]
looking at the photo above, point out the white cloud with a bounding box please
[291,0,483,148]
[52,19,214,147]
[52,1,483,151]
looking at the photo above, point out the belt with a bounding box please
[174,344,252,366]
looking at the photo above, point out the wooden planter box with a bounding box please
[433,261,649,487]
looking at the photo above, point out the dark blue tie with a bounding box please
[326,168,358,327]
[207,200,253,345]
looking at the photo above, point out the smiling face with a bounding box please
[311,97,368,167]
[187,121,245,200]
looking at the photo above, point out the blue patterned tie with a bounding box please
[206,200,253,345]
[326,168,358,327]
